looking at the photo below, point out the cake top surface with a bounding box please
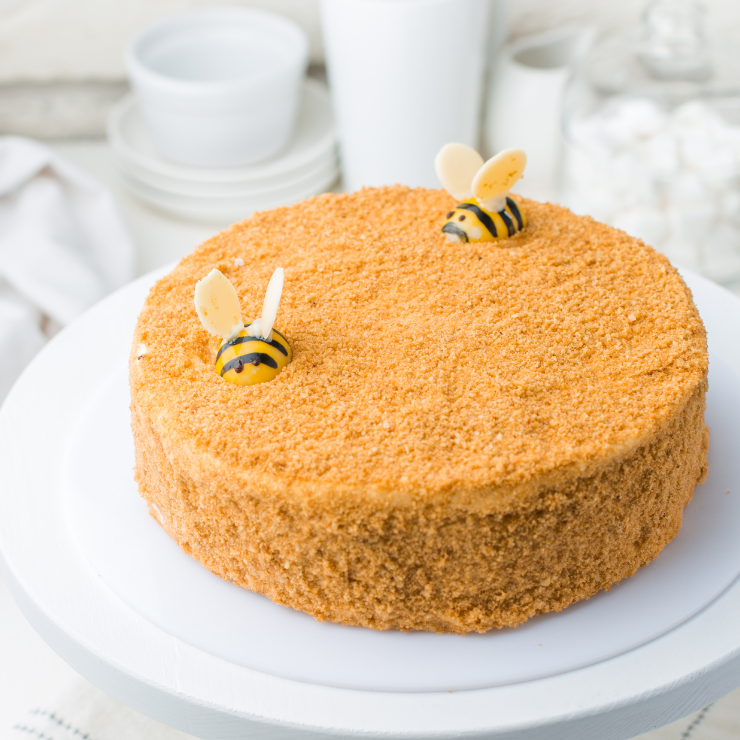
[131,187,707,503]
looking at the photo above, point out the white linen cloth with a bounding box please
[10,676,197,739]
[0,136,134,400]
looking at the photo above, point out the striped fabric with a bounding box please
[635,689,740,740]
[634,688,740,740]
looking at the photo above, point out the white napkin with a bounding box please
[0,136,134,401]
[10,676,197,740]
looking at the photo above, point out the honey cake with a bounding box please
[130,186,709,634]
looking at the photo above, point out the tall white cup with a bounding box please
[485,27,593,202]
[321,0,496,191]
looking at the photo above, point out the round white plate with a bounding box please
[120,156,338,204]
[2,267,740,739]
[65,353,740,693]
[108,79,336,188]
[120,164,339,222]
[115,147,338,199]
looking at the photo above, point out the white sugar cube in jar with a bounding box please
[560,0,740,284]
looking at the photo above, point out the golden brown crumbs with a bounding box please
[131,187,707,504]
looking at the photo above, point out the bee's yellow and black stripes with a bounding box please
[215,323,292,386]
[442,196,527,243]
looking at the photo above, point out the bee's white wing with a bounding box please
[260,267,284,340]
[471,148,527,209]
[194,268,243,341]
[434,143,484,201]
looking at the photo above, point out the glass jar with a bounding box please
[560,0,740,283]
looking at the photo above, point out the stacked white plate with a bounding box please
[107,79,339,223]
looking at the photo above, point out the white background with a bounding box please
[0,0,738,83]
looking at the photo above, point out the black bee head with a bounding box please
[442,220,469,243]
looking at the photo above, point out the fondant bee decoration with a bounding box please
[435,143,528,243]
[194,267,292,386]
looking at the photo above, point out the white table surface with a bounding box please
[1,138,740,734]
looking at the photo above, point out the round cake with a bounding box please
[129,186,709,634]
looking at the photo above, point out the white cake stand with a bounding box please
[1,267,740,740]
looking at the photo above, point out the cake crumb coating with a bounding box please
[130,187,708,633]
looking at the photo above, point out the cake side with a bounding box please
[131,379,707,633]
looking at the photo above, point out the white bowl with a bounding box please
[125,8,309,167]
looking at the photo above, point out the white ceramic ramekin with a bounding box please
[125,8,308,167]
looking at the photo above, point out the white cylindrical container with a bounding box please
[321,0,496,191]
[485,27,593,202]
[126,8,308,168]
